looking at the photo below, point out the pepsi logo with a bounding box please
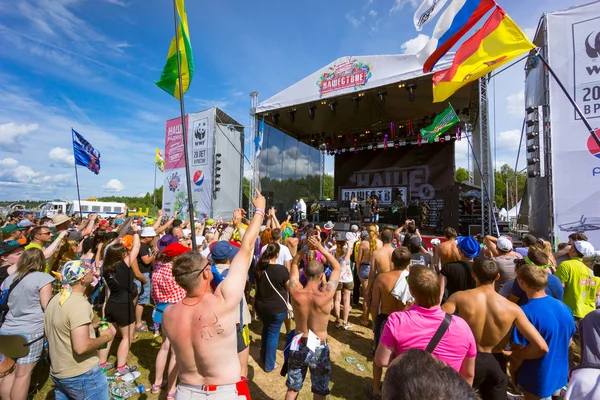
[193,170,205,186]
[587,134,600,159]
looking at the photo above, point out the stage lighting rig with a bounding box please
[288,108,296,123]
[405,83,417,102]
[377,90,387,104]
[394,141,399,148]
[308,105,316,120]
[328,101,337,115]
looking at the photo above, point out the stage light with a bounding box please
[320,101,327,105]
[439,137,445,143]
[272,113,280,125]
[365,130,371,134]
[406,83,417,102]
[527,157,539,165]
[394,141,400,148]
[526,118,538,127]
[308,105,316,120]
[526,144,539,152]
[358,93,365,97]
[328,101,337,115]
[377,90,387,104]
[288,109,296,123]
[526,106,537,114]
[372,143,377,151]
[398,83,406,89]
[352,96,360,113]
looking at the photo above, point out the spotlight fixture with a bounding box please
[328,101,337,115]
[406,83,417,102]
[308,105,316,120]
[372,143,377,151]
[272,113,280,125]
[526,144,539,152]
[288,109,296,123]
[377,90,387,104]
[320,100,327,105]
[526,118,539,127]
[352,96,360,113]
[394,141,400,149]
[398,83,406,89]
[526,106,537,114]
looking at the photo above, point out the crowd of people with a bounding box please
[0,194,599,400]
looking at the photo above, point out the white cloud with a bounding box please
[0,158,19,168]
[0,122,39,152]
[497,129,522,152]
[260,146,320,179]
[103,179,125,193]
[506,90,525,117]
[401,34,430,54]
[0,157,73,187]
[369,10,378,17]
[48,147,74,167]
[345,13,365,27]
[390,0,420,14]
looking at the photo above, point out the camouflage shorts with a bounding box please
[286,342,330,396]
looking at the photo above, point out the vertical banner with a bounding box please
[547,2,600,244]
[162,110,214,220]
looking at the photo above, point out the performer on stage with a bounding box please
[371,198,380,223]
[310,199,320,223]
[350,198,359,221]
[391,195,406,226]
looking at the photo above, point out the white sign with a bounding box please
[547,3,600,245]
[340,187,408,205]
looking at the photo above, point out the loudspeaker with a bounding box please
[339,215,350,223]
[334,222,350,232]
[469,225,482,236]
[497,221,510,234]
[361,216,372,224]
[443,185,460,230]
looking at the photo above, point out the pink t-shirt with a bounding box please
[380,305,477,372]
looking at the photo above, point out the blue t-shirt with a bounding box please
[510,274,564,306]
[511,296,576,398]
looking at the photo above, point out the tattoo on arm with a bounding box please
[325,279,339,293]
[289,277,301,289]
[198,312,224,339]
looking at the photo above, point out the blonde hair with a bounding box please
[16,248,46,279]
[368,227,378,255]
[48,240,78,273]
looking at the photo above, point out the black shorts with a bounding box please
[373,314,389,349]
[105,300,135,327]
[473,352,508,400]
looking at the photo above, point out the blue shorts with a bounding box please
[135,272,151,305]
[359,263,371,280]
[152,302,172,325]
[286,342,330,396]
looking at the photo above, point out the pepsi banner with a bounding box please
[547,2,600,244]
[72,129,100,175]
[162,110,214,220]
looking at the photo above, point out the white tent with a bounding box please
[507,201,521,219]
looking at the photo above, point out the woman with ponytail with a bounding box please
[254,243,289,372]
[333,234,353,329]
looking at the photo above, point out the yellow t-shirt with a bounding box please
[24,242,42,250]
[555,258,600,319]
[44,292,99,379]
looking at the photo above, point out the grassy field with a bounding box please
[31,306,376,400]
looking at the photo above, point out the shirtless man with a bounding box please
[162,190,264,399]
[286,235,341,400]
[366,230,394,317]
[433,227,461,272]
[357,227,382,326]
[369,247,414,399]
[442,259,548,400]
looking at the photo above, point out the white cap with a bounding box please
[196,236,206,246]
[350,224,359,232]
[574,241,595,257]
[140,227,157,237]
[497,236,513,252]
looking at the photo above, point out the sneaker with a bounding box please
[506,392,524,400]
[334,321,341,329]
[343,323,353,330]
[115,365,138,376]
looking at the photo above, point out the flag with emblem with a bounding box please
[155,148,165,172]
[420,104,460,142]
[432,7,535,102]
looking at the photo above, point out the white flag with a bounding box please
[414,0,448,31]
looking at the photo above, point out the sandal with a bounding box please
[135,324,149,333]
[167,392,177,400]
[151,381,166,394]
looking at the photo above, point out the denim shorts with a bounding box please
[286,342,331,396]
[52,365,109,400]
[359,263,371,280]
[134,272,151,305]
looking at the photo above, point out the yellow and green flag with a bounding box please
[156,148,165,172]
[155,0,194,99]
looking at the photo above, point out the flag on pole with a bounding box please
[414,0,449,31]
[155,0,195,99]
[255,116,265,156]
[72,129,101,175]
[417,0,496,73]
[155,148,165,172]
[432,7,535,102]
[420,104,460,142]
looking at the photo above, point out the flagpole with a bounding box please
[536,50,600,148]
[73,164,83,218]
[153,163,157,208]
[172,0,197,250]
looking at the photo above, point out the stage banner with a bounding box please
[340,187,408,205]
[547,3,600,244]
[334,142,455,202]
[162,110,214,220]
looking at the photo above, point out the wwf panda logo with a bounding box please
[195,123,206,141]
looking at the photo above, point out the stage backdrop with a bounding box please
[335,141,455,226]
[163,109,214,221]
[547,3,600,244]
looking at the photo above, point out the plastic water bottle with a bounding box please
[122,384,145,398]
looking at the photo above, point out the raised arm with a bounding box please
[269,208,281,229]
[484,235,500,258]
[311,237,340,297]
[81,214,96,237]
[218,191,265,307]
[289,246,307,290]
[155,211,179,235]
[152,209,164,231]
[43,230,69,259]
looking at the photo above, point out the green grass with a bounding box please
[31,306,376,400]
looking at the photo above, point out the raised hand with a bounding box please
[252,189,266,210]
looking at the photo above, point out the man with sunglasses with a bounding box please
[25,227,68,260]
[163,190,265,399]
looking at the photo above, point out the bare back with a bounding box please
[290,284,334,339]
[163,289,241,386]
[376,269,412,315]
[437,239,460,265]
[442,286,523,352]
[372,244,394,275]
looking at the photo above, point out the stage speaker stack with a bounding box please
[443,185,460,230]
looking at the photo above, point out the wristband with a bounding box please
[255,208,265,214]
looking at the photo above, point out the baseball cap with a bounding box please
[211,241,239,261]
[9,211,23,219]
[360,230,369,240]
[196,236,206,246]
[522,234,537,247]
[350,224,359,232]
[574,240,595,257]
[497,236,513,252]
[409,235,422,252]
[0,240,23,256]
[140,227,157,237]
[17,220,36,228]
[0,224,25,233]
[162,242,192,258]
[457,236,481,259]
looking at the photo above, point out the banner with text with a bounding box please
[162,110,214,220]
[547,3,600,244]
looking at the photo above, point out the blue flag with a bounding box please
[72,129,101,175]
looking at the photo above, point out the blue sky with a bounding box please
[0,0,584,201]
